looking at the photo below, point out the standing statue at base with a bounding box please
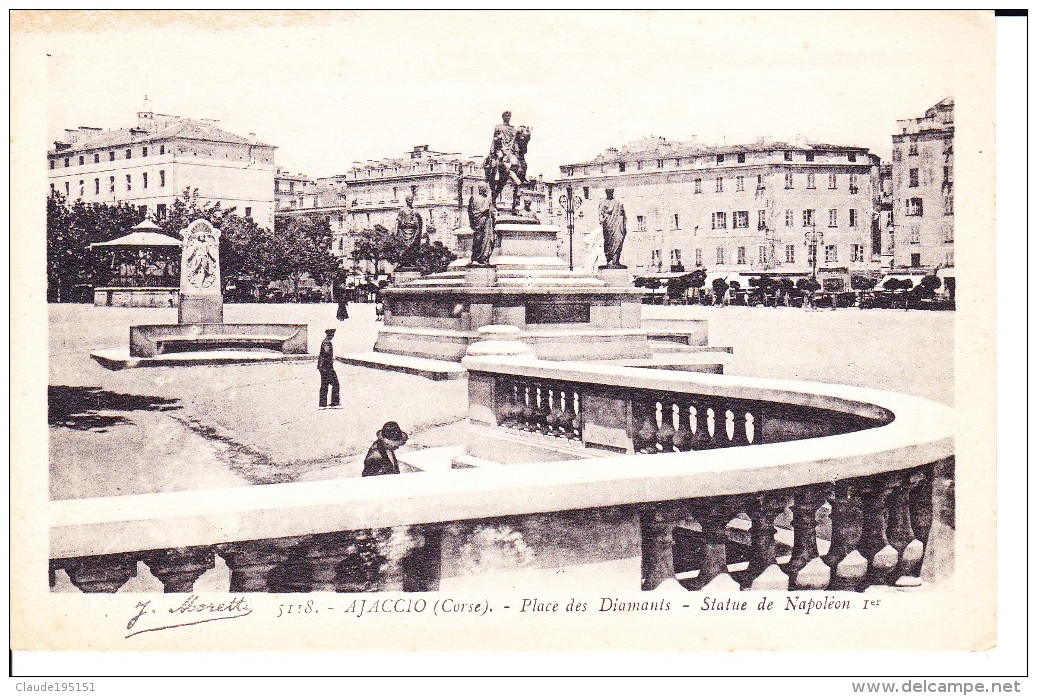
[599,188,627,269]
[467,183,496,266]
[483,110,531,213]
[395,195,424,270]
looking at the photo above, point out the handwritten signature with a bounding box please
[125,595,252,639]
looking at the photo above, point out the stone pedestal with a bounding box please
[596,268,632,287]
[464,266,497,286]
[178,294,224,324]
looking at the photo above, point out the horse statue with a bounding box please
[483,125,531,214]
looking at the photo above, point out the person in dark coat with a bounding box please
[318,328,340,409]
[336,296,349,321]
[362,421,408,476]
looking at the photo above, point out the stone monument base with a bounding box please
[178,294,223,324]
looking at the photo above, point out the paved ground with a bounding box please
[48,302,953,500]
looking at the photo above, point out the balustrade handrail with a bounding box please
[50,361,952,561]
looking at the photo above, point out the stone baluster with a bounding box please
[332,529,391,592]
[858,474,900,588]
[64,553,139,593]
[908,464,934,554]
[823,480,867,590]
[656,402,676,453]
[571,392,583,440]
[747,410,760,444]
[640,502,692,590]
[787,485,832,589]
[887,469,927,584]
[520,383,535,430]
[672,404,694,451]
[743,492,791,590]
[730,409,751,447]
[534,385,550,432]
[559,390,577,439]
[688,499,742,591]
[217,536,308,592]
[635,401,659,453]
[142,546,216,593]
[690,404,715,450]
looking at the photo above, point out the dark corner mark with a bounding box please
[994,9,1027,16]
[48,385,181,432]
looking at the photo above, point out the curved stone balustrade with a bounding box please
[49,357,953,595]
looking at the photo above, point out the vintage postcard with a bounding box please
[10,9,1012,674]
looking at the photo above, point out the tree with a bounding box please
[415,241,457,275]
[351,225,402,276]
[269,216,339,302]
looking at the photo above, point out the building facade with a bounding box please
[889,98,954,269]
[555,136,881,278]
[48,110,277,227]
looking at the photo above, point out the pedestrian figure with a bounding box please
[375,293,385,322]
[362,421,408,477]
[336,297,349,321]
[318,328,340,409]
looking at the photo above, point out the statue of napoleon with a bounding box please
[483,110,531,214]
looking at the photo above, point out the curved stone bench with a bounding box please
[129,323,308,358]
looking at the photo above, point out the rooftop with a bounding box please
[51,116,275,155]
[561,138,872,168]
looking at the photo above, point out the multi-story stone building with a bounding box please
[48,110,277,227]
[890,98,954,269]
[555,136,881,278]
[274,169,319,212]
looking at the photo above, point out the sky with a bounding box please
[32,11,988,181]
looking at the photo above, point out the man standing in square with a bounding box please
[318,328,340,409]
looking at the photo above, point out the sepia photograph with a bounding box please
[9,8,1019,681]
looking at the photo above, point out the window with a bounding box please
[848,209,858,227]
[803,209,815,227]
[143,146,148,157]
[784,172,793,189]
[93,153,100,164]
[64,157,69,167]
[828,208,838,227]
[715,177,723,193]
[618,162,626,173]
[943,166,953,186]
[909,168,919,188]
[109,176,115,193]
[785,244,796,264]
[944,251,954,266]
[109,151,115,161]
[784,150,793,161]
[670,249,682,267]
[848,152,857,162]
[911,253,922,267]
[736,176,745,192]
[695,248,703,266]
[160,145,165,155]
[673,214,680,229]
[156,203,167,219]
[733,211,749,229]
[711,212,727,229]
[757,210,767,230]
[650,249,661,269]
[245,207,252,218]
[636,215,646,232]
[716,247,726,264]
[50,183,55,194]
[125,149,132,159]
[637,161,643,170]
[716,154,725,164]
[849,174,859,194]
[906,197,923,217]
[828,173,837,189]
[807,244,817,265]
[694,178,702,194]
[758,245,768,265]
[78,156,84,166]
[126,174,132,191]
[892,148,901,162]
[943,195,953,216]
[756,174,765,190]
[908,137,918,155]
[941,223,953,243]
[159,170,165,187]
[78,180,84,197]
[851,244,865,262]
[657,159,664,168]
[737,246,747,264]
[785,209,795,227]
[142,172,148,189]
[93,178,99,195]
[64,182,69,195]
[583,186,590,200]
[909,227,921,244]
[806,173,816,189]
[825,245,838,263]
[737,153,746,163]
[50,160,54,170]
